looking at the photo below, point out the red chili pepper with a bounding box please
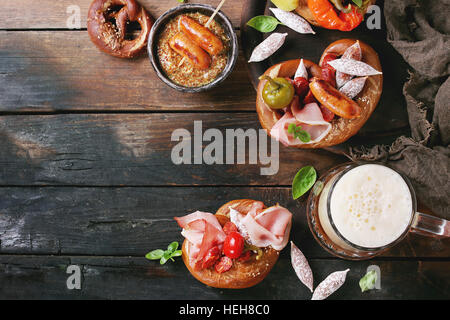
[307,0,363,31]
[201,246,221,269]
[215,256,233,273]
[293,77,309,100]
[321,53,337,88]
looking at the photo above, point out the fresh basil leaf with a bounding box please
[296,130,311,143]
[167,241,179,253]
[171,250,182,257]
[145,249,165,260]
[292,166,317,199]
[247,15,282,33]
[352,0,363,7]
[359,270,377,292]
[288,123,296,134]
[160,255,169,265]
[177,0,186,3]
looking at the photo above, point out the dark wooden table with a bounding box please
[0,0,448,300]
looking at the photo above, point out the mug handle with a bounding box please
[411,212,450,237]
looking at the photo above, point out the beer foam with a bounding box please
[330,164,413,248]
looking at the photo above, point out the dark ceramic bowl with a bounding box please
[147,4,238,93]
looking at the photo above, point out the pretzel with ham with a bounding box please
[174,199,293,289]
[87,0,153,58]
[256,39,383,148]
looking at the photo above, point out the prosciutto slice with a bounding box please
[270,102,332,147]
[229,204,292,251]
[174,211,226,265]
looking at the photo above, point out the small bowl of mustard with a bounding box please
[148,4,239,93]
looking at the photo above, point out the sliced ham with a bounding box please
[229,204,292,251]
[270,102,332,147]
[175,211,226,266]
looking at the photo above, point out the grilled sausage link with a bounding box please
[309,77,361,119]
[178,15,224,56]
[169,32,211,70]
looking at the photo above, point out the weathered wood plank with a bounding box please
[0,187,448,258]
[0,113,347,186]
[0,31,254,112]
[0,0,243,30]
[0,255,448,299]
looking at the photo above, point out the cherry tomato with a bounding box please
[215,256,233,273]
[222,221,238,235]
[223,232,245,259]
[201,246,220,269]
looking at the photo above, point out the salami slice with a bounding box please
[336,41,362,88]
[328,59,382,77]
[269,8,315,34]
[248,33,288,63]
[312,269,350,300]
[290,241,314,292]
[339,76,367,99]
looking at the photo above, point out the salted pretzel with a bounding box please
[87,0,153,58]
[256,39,383,149]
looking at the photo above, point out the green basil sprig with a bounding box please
[292,166,317,199]
[359,269,377,292]
[352,0,363,7]
[288,123,311,143]
[145,241,182,265]
[247,15,283,33]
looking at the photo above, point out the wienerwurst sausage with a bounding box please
[169,32,211,70]
[178,15,224,56]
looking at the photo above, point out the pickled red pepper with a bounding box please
[307,0,363,31]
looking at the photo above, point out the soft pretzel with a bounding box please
[256,39,383,149]
[177,199,292,289]
[87,0,153,58]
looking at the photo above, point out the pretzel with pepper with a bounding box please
[256,39,383,149]
[87,0,153,58]
[295,0,376,31]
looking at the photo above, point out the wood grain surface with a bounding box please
[1,255,448,299]
[0,187,448,258]
[0,0,448,300]
[0,32,254,112]
[0,0,244,29]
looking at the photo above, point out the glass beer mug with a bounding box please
[306,162,450,260]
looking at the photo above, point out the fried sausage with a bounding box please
[178,15,224,56]
[309,77,361,119]
[169,32,211,70]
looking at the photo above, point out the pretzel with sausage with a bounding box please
[87,0,153,58]
[256,39,383,148]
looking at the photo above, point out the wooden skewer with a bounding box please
[178,0,227,67]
